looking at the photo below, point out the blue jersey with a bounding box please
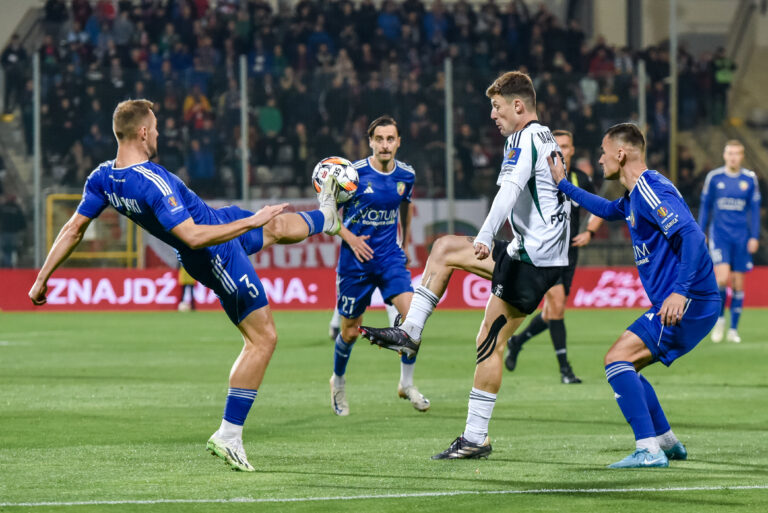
[77,160,231,257]
[559,170,719,306]
[337,157,415,274]
[699,167,761,241]
[77,160,270,324]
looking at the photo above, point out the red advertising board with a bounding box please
[2,267,768,312]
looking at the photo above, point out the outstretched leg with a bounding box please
[401,235,495,342]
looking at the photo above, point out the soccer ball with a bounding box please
[312,156,359,203]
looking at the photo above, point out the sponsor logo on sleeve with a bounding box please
[504,148,521,166]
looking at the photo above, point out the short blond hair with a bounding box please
[724,139,744,150]
[485,71,536,108]
[112,99,154,141]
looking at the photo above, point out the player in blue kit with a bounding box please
[328,115,430,416]
[549,123,720,468]
[28,99,342,472]
[698,140,761,343]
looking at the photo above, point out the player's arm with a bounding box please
[748,176,761,254]
[475,137,533,259]
[399,201,413,266]
[29,213,93,305]
[698,173,714,231]
[170,203,288,250]
[475,180,524,260]
[572,214,605,247]
[548,154,624,221]
[338,225,373,262]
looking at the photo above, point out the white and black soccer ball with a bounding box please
[311,156,359,203]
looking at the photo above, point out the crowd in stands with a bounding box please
[0,0,737,201]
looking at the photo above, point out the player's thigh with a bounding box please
[713,263,731,286]
[377,258,414,311]
[336,273,376,319]
[730,237,754,274]
[543,283,566,320]
[262,212,311,247]
[621,299,718,369]
[491,253,563,317]
[731,271,745,291]
[604,330,653,369]
[431,234,494,280]
[202,245,270,326]
[237,303,277,350]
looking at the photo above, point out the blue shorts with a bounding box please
[627,298,720,366]
[217,205,265,255]
[709,232,753,272]
[180,240,268,326]
[336,257,413,319]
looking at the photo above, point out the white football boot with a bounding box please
[710,317,726,343]
[206,432,255,472]
[726,328,741,343]
[330,375,349,416]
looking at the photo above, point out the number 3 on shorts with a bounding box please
[239,274,260,298]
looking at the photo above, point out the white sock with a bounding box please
[332,374,345,387]
[218,418,243,440]
[636,436,662,453]
[330,308,340,329]
[401,286,440,341]
[400,361,415,388]
[657,429,679,450]
[463,387,496,444]
[386,303,399,327]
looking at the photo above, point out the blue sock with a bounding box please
[718,287,727,317]
[605,361,655,441]
[638,374,670,436]
[298,209,326,236]
[731,290,744,329]
[333,334,354,376]
[401,353,417,364]
[223,387,258,425]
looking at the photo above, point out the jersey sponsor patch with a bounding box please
[504,148,521,166]
[166,195,183,213]
[656,206,669,218]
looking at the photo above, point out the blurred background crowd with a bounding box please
[0,0,764,268]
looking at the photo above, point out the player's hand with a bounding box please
[747,238,759,254]
[657,292,687,326]
[474,242,491,260]
[28,280,48,306]
[572,231,592,247]
[348,234,373,262]
[546,151,566,185]
[403,245,412,267]
[251,203,289,228]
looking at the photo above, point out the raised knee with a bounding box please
[431,236,451,263]
[341,326,359,343]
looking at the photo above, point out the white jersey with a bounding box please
[496,121,570,267]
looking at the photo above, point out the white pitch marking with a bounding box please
[2,484,767,507]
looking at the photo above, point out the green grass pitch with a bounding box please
[1,309,767,512]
